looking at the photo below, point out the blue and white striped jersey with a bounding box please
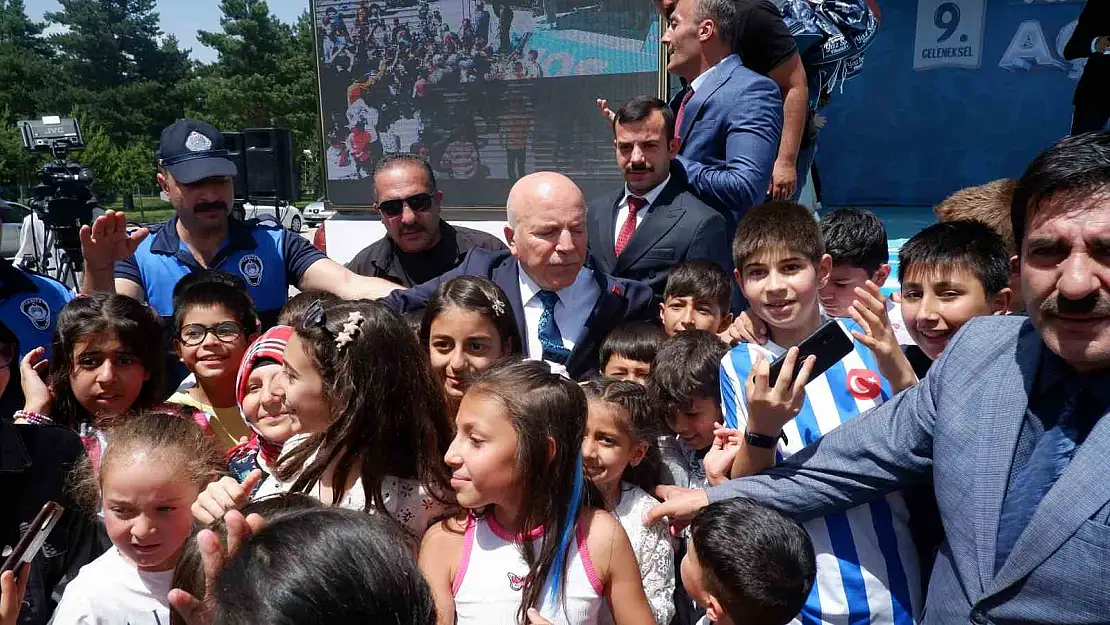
[720,318,921,625]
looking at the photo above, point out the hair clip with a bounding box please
[334,311,365,351]
[491,298,506,316]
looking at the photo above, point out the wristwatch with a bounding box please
[744,430,790,449]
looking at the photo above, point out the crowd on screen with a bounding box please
[3,1,1110,625]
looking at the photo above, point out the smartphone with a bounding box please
[768,319,854,384]
[1,502,64,576]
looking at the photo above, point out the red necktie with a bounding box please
[673,87,694,144]
[615,195,646,257]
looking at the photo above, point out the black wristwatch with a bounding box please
[744,430,789,449]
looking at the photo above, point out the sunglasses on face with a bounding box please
[178,321,244,347]
[376,192,434,217]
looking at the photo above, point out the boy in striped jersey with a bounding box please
[718,201,922,625]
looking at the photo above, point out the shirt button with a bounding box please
[971,609,988,625]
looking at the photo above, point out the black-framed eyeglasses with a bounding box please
[377,192,434,217]
[0,342,14,369]
[178,322,244,347]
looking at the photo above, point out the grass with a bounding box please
[99,196,314,226]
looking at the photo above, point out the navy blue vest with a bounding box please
[0,260,74,359]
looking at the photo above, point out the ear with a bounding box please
[628,440,649,468]
[697,18,714,42]
[433,190,444,208]
[658,301,667,325]
[705,594,728,623]
[1009,254,1020,287]
[716,312,734,334]
[156,172,170,193]
[667,135,681,158]
[505,226,517,255]
[873,263,892,288]
[173,339,185,361]
[990,287,1014,316]
[733,267,742,287]
[816,253,833,289]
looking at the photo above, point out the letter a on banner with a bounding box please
[913,0,986,70]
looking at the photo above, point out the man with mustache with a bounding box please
[648,131,1110,623]
[346,154,505,288]
[79,119,400,381]
[586,96,729,302]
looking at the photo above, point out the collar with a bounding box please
[0,257,39,300]
[0,418,32,473]
[150,215,259,256]
[622,174,671,208]
[518,264,592,305]
[690,55,731,93]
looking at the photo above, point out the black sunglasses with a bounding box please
[377,193,434,217]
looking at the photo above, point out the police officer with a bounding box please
[0,255,72,360]
[79,119,397,329]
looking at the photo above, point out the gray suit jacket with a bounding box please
[710,315,1110,624]
[586,177,731,300]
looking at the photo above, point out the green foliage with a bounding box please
[0,0,320,201]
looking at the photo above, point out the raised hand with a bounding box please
[745,348,815,436]
[191,470,264,525]
[703,423,742,486]
[79,210,149,272]
[720,311,768,346]
[848,281,916,393]
[595,98,616,124]
[643,486,709,536]
[168,510,266,625]
[19,347,52,416]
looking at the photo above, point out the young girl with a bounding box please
[52,410,222,624]
[226,325,296,483]
[239,298,455,538]
[580,378,675,625]
[419,276,522,417]
[17,294,169,471]
[419,359,655,625]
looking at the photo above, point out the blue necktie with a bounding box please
[995,380,1090,572]
[536,290,570,364]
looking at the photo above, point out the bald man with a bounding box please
[380,172,655,378]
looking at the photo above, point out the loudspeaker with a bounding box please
[222,131,248,201]
[243,128,296,202]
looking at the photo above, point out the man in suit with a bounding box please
[381,172,654,378]
[647,131,1110,622]
[587,95,729,301]
[663,0,782,230]
[1064,1,1110,134]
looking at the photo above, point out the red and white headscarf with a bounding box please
[234,325,294,464]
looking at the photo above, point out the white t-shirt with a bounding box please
[599,484,675,625]
[49,548,172,625]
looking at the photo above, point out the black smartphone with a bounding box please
[768,319,854,383]
[2,502,64,576]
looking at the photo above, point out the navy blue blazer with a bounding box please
[671,54,783,229]
[381,248,655,379]
[586,177,731,300]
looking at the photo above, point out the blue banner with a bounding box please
[817,0,1086,207]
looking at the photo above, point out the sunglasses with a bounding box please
[376,192,434,217]
[178,321,245,347]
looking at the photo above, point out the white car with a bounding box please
[302,198,335,225]
[241,201,305,233]
[0,200,31,258]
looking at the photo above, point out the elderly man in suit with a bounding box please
[648,131,1110,623]
[587,95,729,301]
[380,172,654,378]
[663,0,782,230]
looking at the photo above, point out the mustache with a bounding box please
[1039,292,1110,317]
[400,224,425,234]
[194,201,229,213]
[625,164,653,173]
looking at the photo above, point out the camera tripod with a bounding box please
[20,211,83,290]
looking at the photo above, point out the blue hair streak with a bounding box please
[539,452,585,615]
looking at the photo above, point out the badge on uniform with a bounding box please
[239,254,264,287]
[20,297,50,331]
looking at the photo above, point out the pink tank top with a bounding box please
[452,514,605,625]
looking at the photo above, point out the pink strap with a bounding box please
[452,515,477,596]
[576,522,604,596]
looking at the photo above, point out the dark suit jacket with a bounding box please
[671,54,783,230]
[381,248,655,379]
[1064,1,1110,108]
[586,177,731,300]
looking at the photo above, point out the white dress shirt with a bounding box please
[614,174,671,247]
[518,266,600,361]
[689,56,729,93]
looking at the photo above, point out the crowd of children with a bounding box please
[0,179,1022,625]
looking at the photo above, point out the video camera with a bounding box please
[17,116,97,261]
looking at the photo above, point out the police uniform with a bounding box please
[0,257,74,359]
[114,215,325,329]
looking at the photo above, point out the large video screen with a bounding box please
[313,0,660,207]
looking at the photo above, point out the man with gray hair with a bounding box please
[662,0,782,233]
[378,171,655,378]
[346,153,505,287]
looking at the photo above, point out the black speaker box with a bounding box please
[243,128,296,202]
[222,131,248,201]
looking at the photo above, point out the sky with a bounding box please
[25,0,311,63]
